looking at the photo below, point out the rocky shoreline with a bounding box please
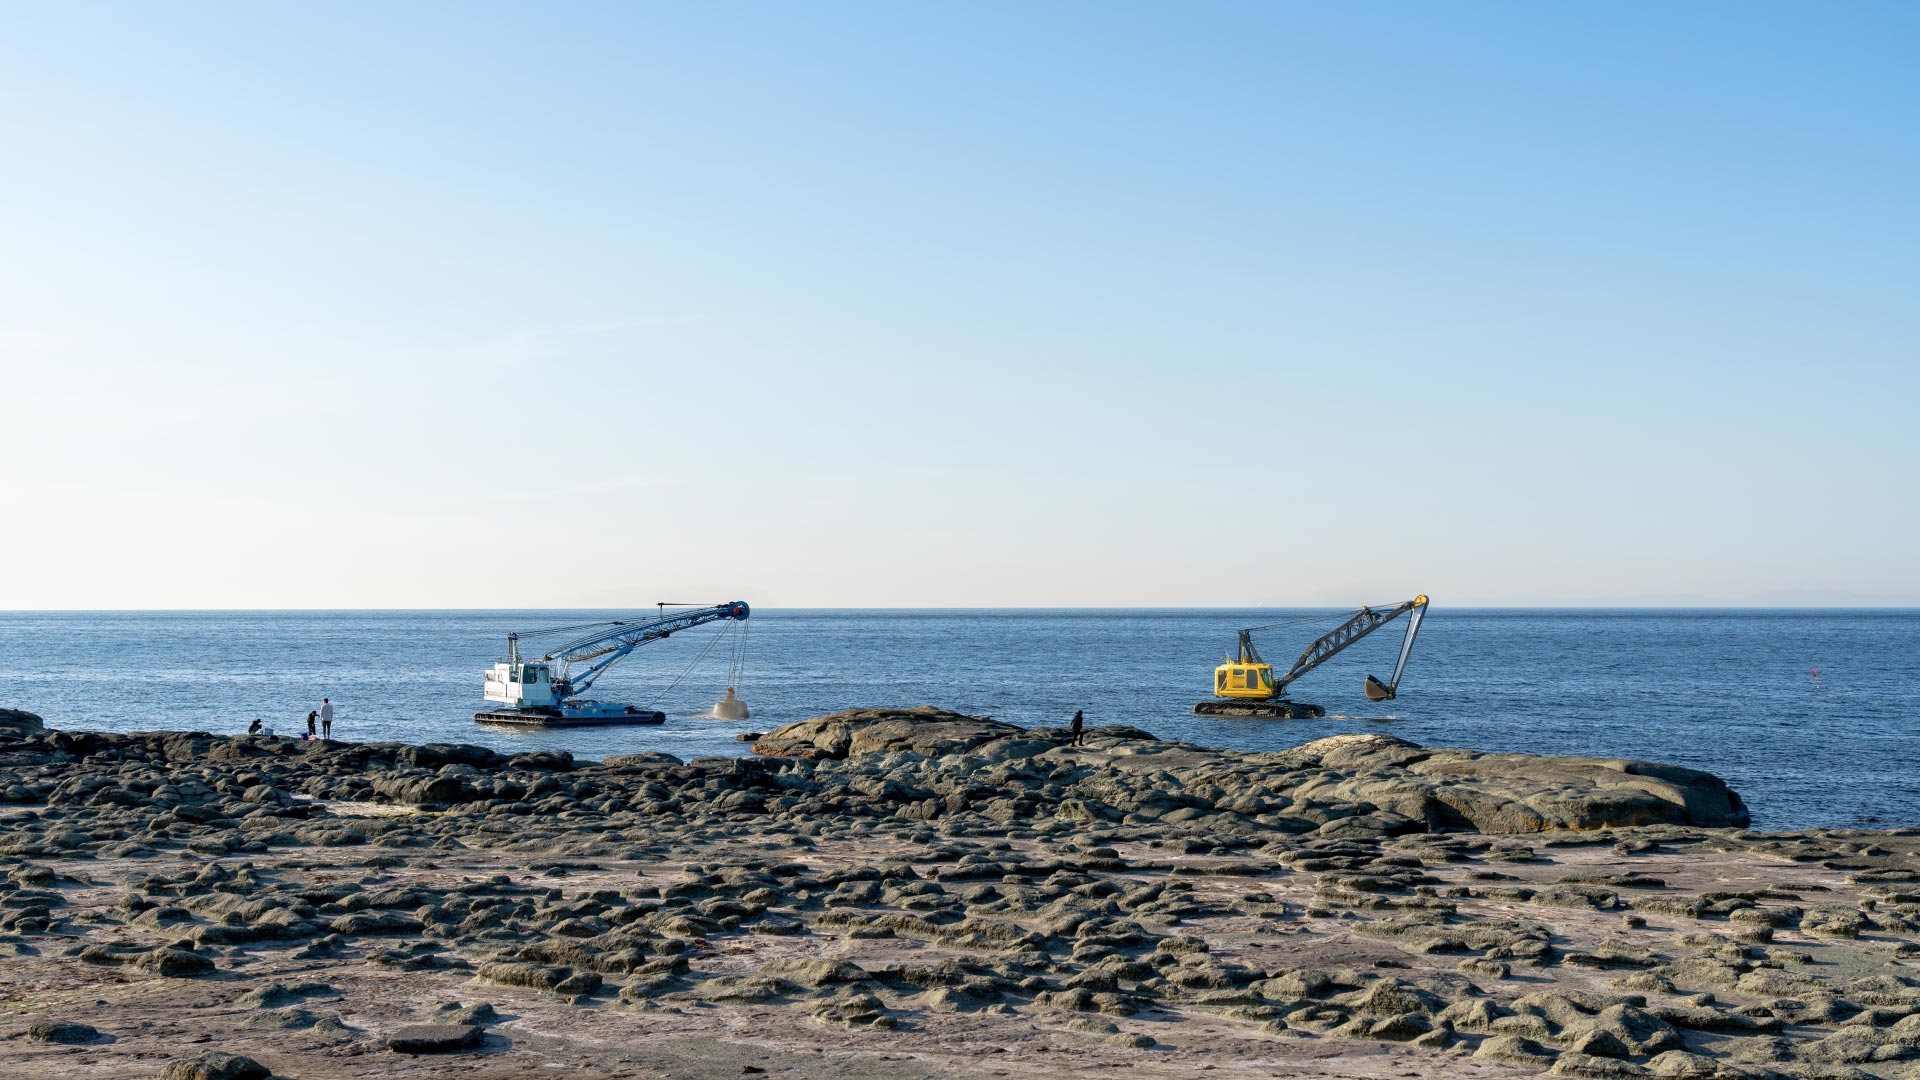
[2,705,1917,1079]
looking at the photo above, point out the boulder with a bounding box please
[599,752,685,770]
[1560,1005,1686,1058]
[126,946,215,977]
[26,1019,98,1044]
[812,990,893,1027]
[1646,1051,1724,1078]
[1552,1051,1650,1078]
[370,774,468,806]
[431,1002,500,1026]
[398,744,504,770]
[0,708,46,738]
[753,707,1023,760]
[476,960,600,994]
[159,1052,271,1080]
[245,1009,319,1032]
[1476,1034,1561,1067]
[760,958,873,987]
[1275,734,1748,831]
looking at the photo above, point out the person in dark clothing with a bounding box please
[306,711,318,738]
[247,718,263,735]
[1069,709,1085,746]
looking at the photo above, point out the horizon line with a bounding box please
[5,604,1920,614]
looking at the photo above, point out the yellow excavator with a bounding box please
[1195,595,1429,718]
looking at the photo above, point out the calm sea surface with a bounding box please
[0,609,1913,830]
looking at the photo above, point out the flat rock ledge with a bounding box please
[751,706,1749,833]
[3,705,1917,1080]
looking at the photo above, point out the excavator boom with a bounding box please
[1276,595,1428,694]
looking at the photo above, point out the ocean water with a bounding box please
[0,609,1914,831]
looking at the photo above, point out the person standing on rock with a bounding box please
[320,697,333,741]
[1069,709,1086,746]
[306,710,318,738]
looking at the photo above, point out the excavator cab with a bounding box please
[1214,660,1277,700]
[1213,629,1279,700]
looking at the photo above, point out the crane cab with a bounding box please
[1214,661,1277,701]
[484,661,560,710]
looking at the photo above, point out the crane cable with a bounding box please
[725,621,750,692]
[1242,608,1364,633]
[644,621,735,709]
[518,620,624,640]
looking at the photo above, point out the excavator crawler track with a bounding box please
[1191,700,1326,719]
[474,709,666,727]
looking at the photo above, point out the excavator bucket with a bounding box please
[1364,674,1394,702]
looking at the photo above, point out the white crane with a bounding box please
[476,601,750,727]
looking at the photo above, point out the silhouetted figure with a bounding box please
[307,710,318,738]
[247,718,263,735]
[1069,709,1085,746]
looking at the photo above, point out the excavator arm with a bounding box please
[1269,595,1429,697]
[1366,597,1429,701]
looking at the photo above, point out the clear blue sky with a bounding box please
[3,2,1915,608]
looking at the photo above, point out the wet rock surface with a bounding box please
[0,705,1915,1080]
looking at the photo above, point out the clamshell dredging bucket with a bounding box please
[712,687,749,720]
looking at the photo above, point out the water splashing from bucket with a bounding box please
[710,687,749,721]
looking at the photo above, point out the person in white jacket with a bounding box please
[320,698,334,741]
